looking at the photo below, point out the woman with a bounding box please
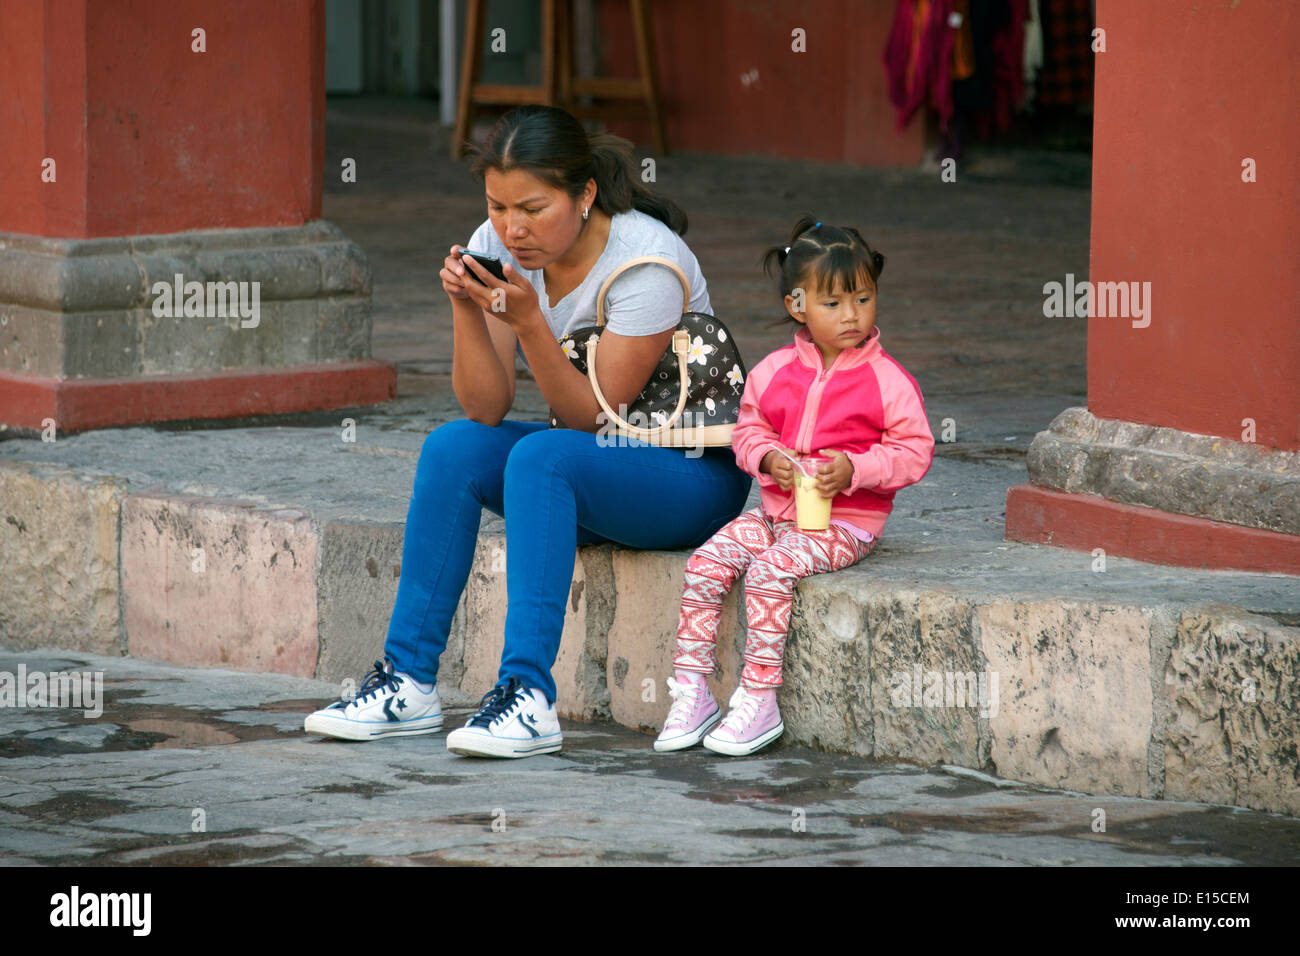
[304,106,752,758]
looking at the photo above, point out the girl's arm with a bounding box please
[843,362,935,493]
[731,358,786,488]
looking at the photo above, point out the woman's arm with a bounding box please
[451,298,518,425]
[443,244,517,425]
[460,252,679,433]
[516,323,674,432]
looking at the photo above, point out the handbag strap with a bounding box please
[585,255,694,440]
[585,329,693,440]
[594,255,691,327]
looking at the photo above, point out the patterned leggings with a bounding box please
[673,506,876,689]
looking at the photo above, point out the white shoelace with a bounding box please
[720,686,763,733]
[663,677,702,730]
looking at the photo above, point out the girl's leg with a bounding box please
[384,418,548,685]
[497,432,752,703]
[739,521,876,689]
[673,508,776,677]
[701,522,873,755]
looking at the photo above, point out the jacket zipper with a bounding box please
[795,364,832,453]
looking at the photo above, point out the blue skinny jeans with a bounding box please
[384,418,753,704]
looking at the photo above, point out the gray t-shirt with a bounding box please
[465,208,711,371]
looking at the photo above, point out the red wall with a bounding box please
[1089,0,1300,452]
[0,0,324,238]
[596,0,923,166]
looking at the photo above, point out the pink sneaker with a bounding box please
[703,686,784,756]
[653,674,721,752]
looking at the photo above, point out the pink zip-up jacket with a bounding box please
[732,324,935,540]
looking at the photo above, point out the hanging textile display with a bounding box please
[1036,0,1094,106]
[883,0,958,131]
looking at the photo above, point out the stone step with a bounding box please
[1,420,1297,818]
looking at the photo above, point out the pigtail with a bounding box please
[788,214,822,245]
[841,226,885,281]
[760,244,789,286]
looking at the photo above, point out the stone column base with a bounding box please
[1006,408,1300,574]
[0,221,394,432]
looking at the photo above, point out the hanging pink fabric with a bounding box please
[883,0,957,132]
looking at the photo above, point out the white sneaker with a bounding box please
[445,678,562,758]
[303,658,443,741]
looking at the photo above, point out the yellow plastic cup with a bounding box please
[793,455,834,530]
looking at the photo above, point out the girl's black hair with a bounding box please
[761,216,886,327]
[467,105,688,235]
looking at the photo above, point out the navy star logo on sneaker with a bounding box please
[396,698,407,711]
[525,713,538,725]
[516,713,541,738]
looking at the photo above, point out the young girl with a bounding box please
[655,216,935,756]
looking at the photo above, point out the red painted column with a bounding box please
[1086,2,1299,452]
[0,0,393,433]
[1005,0,1300,574]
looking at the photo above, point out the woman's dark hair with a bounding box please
[761,216,886,327]
[467,106,687,235]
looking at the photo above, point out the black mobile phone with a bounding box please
[457,248,508,284]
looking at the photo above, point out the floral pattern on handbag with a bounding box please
[547,256,747,449]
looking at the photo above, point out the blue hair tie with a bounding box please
[814,221,822,229]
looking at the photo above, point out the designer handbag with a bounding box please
[547,255,747,448]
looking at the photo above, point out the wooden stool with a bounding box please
[451,0,668,158]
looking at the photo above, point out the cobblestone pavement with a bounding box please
[4,651,1298,866]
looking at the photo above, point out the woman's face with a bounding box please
[484,168,590,270]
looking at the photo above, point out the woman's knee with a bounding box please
[503,428,569,478]
[415,419,508,496]
[420,418,498,464]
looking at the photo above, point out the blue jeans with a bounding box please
[384,418,753,704]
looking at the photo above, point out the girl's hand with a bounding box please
[812,449,854,497]
[459,253,544,334]
[761,446,799,492]
[440,245,473,301]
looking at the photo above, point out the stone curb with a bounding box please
[1,457,1297,816]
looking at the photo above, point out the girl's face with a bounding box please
[484,167,594,270]
[786,269,878,357]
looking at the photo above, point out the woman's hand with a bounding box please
[459,253,545,335]
[440,245,474,301]
[811,449,854,497]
